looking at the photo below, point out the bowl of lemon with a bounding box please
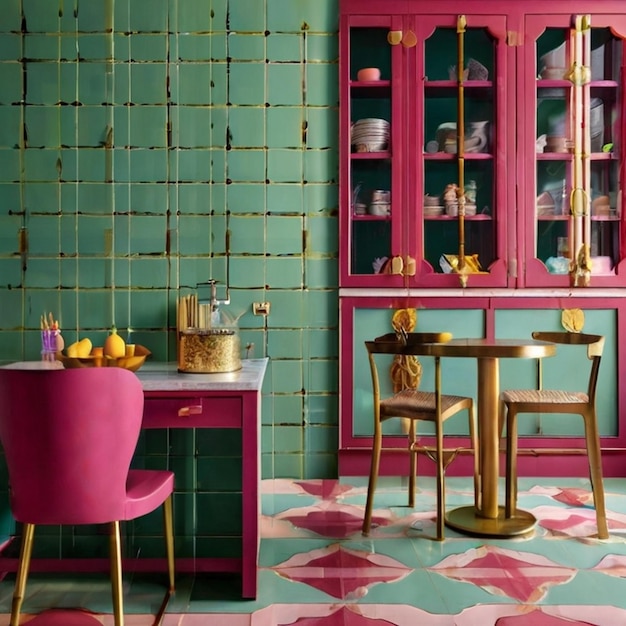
[57,327,150,372]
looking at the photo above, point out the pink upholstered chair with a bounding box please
[0,366,175,626]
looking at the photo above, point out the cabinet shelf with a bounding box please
[350,79,392,98]
[537,214,620,222]
[350,151,391,159]
[424,152,493,161]
[425,79,492,89]
[425,214,492,221]
[537,152,616,161]
[352,214,391,221]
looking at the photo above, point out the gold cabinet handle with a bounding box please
[387,30,402,45]
[404,256,416,276]
[178,405,202,417]
[390,255,404,275]
[402,29,417,48]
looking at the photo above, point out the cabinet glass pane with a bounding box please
[349,26,394,277]
[534,26,623,278]
[422,27,497,275]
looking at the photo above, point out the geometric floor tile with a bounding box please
[429,545,577,602]
[272,543,412,599]
[2,477,626,625]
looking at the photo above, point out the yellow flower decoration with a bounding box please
[562,308,585,333]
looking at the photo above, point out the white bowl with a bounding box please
[369,202,390,216]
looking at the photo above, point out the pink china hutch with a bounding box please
[338,0,626,478]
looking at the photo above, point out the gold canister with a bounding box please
[178,328,241,373]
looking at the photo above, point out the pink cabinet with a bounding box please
[519,12,626,287]
[340,4,510,288]
[339,0,626,480]
[340,0,626,289]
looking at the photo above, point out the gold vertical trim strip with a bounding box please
[456,15,468,286]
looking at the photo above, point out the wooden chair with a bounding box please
[500,331,608,539]
[0,367,175,626]
[363,332,479,540]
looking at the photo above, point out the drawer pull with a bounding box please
[178,405,202,417]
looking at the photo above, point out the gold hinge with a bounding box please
[507,31,522,46]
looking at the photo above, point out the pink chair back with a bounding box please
[0,367,144,525]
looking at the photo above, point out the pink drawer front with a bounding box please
[142,396,242,429]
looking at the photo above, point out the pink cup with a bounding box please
[357,67,381,82]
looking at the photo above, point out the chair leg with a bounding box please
[109,521,124,626]
[10,523,35,626]
[153,495,176,626]
[408,420,416,508]
[583,413,609,539]
[435,420,445,541]
[468,404,480,511]
[363,423,383,535]
[164,496,175,592]
[505,406,518,518]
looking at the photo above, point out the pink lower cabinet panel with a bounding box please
[139,359,268,599]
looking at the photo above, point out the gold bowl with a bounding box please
[56,345,151,372]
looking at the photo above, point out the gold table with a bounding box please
[427,338,557,537]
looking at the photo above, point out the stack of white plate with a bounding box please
[424,205,444,217]
[423,194,443,216]
[351,118,390,152]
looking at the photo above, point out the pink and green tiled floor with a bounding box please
[1,475,626,625]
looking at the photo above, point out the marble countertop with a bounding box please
[0,358,269,392]
[136,358,268,392]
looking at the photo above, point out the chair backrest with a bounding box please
[0,367,145,525]
[531,331,604,402]
[365,332,453,356]
[365,332,453,397]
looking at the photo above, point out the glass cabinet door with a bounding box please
[339,14,405,288]
[407,15,510,287]
[522,15,626,287]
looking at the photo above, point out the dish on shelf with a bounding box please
[591,256,613,275]
[536,191,555,216]
[539,42,566,75]
[540,67,567,80]
[544,136,572,153]
[592,196,611,216]
[369,201,390,216]
[357,67,381,81]
[351,118,390,152]
[57,345,150,372]
[424,205,444,217]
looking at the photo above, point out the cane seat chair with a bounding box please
[500,331,608,539]
[0,366,175,626]
[363,332,479,540]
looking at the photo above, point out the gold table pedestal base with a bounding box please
[445,506,536,538]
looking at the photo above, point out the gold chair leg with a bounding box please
[468,404,480,511]
[363,425,382,536]
[408,420,416,508]
[153,495,176,626]
[505,407,518,518]
[164,495,175,592]
[109,521,124,626]
[583,414,609,539]
[435,421,445,541]
[10,522,35,626]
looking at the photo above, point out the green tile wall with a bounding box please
[0,0,339,558]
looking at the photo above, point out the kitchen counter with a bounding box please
[136,358,268,392]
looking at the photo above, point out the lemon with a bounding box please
[104,326,126,358]
[67,337,92,358]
